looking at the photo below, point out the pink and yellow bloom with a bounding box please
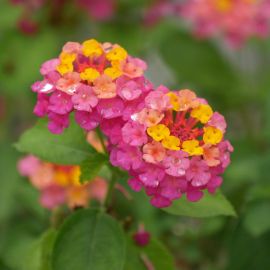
[32,39,149,134]
[109,88,233,207]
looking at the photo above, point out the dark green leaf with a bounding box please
[15,118,98,165]
[124,236,175,270]
[80,154,108,183]
[164,191,236,218]
[244,201,270,237]
[52,209,126,270]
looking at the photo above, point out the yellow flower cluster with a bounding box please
[56,39,128,81]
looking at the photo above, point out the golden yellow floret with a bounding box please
[182,140,203,156]
[162,135,180,151]
[82,39,103,57]
[203,126,223,145]
[80,68,100,82]
[191,104,213,124]
[147,124,170,142]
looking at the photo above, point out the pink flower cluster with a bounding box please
[108,88,233,208]
[18,154,107,209]
[180,0,270,47]
[31,38,233,208]
[32,39,149,134]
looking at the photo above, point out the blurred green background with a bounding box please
[1,0,270,269]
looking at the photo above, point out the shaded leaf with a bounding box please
[243,201,270,237]
[52,209,126,270]
[80,154,108,183]
[164,191,236,218]
[15,118,98,165]
[124,236,175,270]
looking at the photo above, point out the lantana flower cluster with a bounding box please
[31,38,233,208]
[109,88,233,207]
[32,39,150,134]
[180,0,270,46]
[18,155,107,209]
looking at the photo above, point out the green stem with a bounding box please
[104,167,118,209]
[96,127,107,153]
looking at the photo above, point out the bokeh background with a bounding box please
[1,0,270,269]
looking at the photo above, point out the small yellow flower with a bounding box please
[80,68,100,82]
[82,39,103,57]
[167,92,180,111]
[106,46,127,62]
[70,166,81,186]
[203,126,223,145]
[215,0,232,12]
[56,62,73,75]
[104,67,122,80]
[182,140,203,156]
[162,135,180,151]
[55,171,70,186]
[59,52,76,64]
[147,124,170,142]
[191,104,213,124]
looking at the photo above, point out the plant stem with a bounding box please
[96,127,107,153]
[104,167,118,209]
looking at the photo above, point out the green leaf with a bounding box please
[0,143,21,223]
[124,236,175,270]
[164,191,236,218]
[52,209,126,270]
[80,154,108,183]
[15,118,98,165]
[2,229,56,270]
[243,201,270,237]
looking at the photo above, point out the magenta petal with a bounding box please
[186,190,204,202]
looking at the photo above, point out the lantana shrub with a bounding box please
[16,38,235,270]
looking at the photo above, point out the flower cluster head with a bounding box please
[18,155,107,209]
[109,88,233,208]
[32,38,149,134]
[180,0,270,47]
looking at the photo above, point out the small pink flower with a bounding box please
[40,185,66,209]
[71,84,98,112]
[56,72,81,95]
[128,178,143,192]
[33,93,49,117]
[62,42,82,54]
[207,175,223,194]
[163,151,190,177]
[150,195,171,208]
[122,121,147,146]
[145,89,171,111]
[97,97,124,119]
[48,91,73,115]
[203,145,220,167]
[186,189,204,202]
[17,155,40,177]
[142,141,166,164]
[40,59,60,76]
[208,112,227,132]
[122,57,147,78]
[100,118,124,144]
[48,112,69,134]
[117,80,142,101]
[110,146,143,171]
[186,157,211,187]
[75,110,100,131]
[93,74,116,99]
[139,166,165,187]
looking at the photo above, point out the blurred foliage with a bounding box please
[1,0,270,269]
